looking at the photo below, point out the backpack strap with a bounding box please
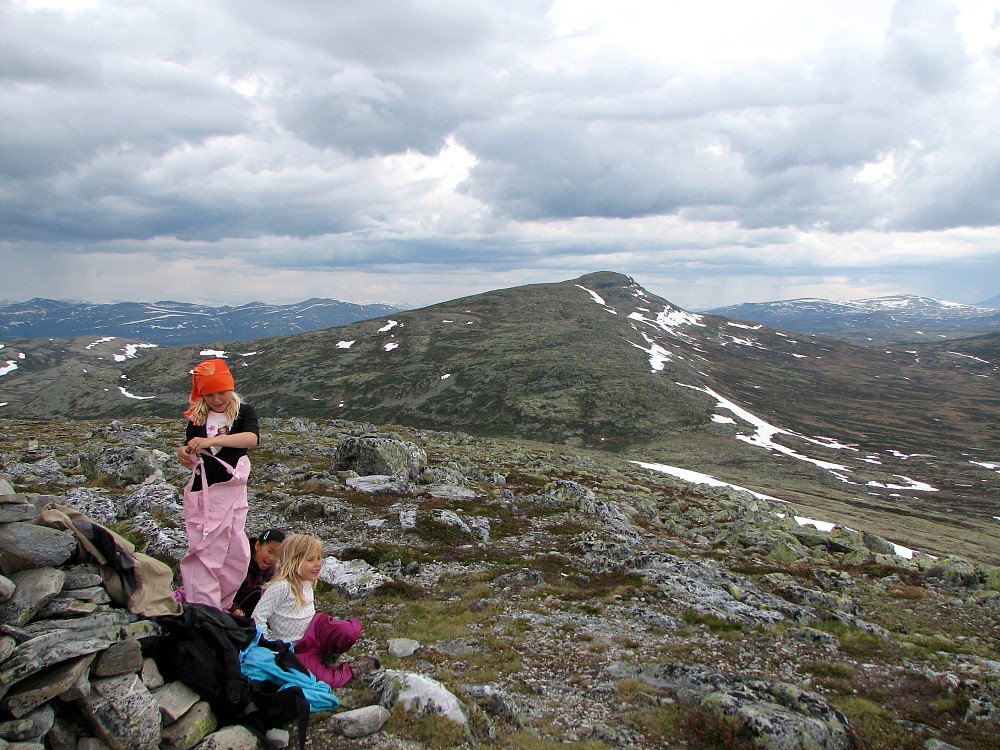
[292,689,310,750]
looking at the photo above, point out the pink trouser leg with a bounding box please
[218,503,249,611]
[181,458,250,609]
[294,615,362,689]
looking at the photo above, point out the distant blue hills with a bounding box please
[706,294,1000,336]
[0,297,403,345]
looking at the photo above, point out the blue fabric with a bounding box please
[239,630,340,711]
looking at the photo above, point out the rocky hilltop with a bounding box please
[0,417,997,749]
[2,272,998,567]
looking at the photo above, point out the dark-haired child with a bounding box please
[230,528,285,616]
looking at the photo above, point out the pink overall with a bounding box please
[180,453,251,611]
[295,615,362,689]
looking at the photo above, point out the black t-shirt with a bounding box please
[185,403,260,489]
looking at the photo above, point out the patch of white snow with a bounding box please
[118,386,155,400]
[576,285,607,306]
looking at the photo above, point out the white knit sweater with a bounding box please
[253,579,314,642]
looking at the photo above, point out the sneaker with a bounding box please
[321,652,344,668]
[349,655,382,680]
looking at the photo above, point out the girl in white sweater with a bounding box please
[253,534,379,688]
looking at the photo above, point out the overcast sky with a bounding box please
[2,0,999,310]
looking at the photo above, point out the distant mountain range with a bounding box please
[0,298,403,345]
[1,271,998,565]
[707,295,1000,343]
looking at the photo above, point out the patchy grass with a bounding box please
[382,711,468,749]
[494,732,608,749]
[627,701,757,750]
[107,520,146,551]
[834,697,923,750]
[682,609,744,632]
[340,543,425,567]
[369,579,426,601]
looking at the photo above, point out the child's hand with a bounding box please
[186,436,215,454]
[177,444,195,467]
[233,608,244,616]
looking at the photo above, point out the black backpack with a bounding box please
[154,603,310,750]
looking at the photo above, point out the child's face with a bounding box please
[298,548,323,582]
[254,540,281,568]
[203,389,233,413]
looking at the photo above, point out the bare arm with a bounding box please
[185,431,258,454]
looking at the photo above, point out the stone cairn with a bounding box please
[0,479,306,750]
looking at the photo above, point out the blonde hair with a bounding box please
[188,391,243,426]
[269,534,323,608]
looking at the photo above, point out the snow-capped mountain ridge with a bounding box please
[707,294,1000,336]
[0,297,402,345]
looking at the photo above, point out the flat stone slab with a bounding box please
[0,523,76,574]
[159,700,217,750]
[0,567,67,627]
[92,638,143,678]
[153,680,200,724]
[78,673,161,750]
[0,653,95,718]
[0,498,39,523]
[0,625,123,688]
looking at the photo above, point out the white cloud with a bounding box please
[2,0,999,309]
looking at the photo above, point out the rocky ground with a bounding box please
[1,416,998,749]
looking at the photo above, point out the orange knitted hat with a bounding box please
[183,358,235,420]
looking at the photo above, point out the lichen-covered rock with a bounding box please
[333,436,427,479]
[58,488,118,526]
[371,669,469,726]
[0,523,76,574]
[608,662,852,750]
[121,483,181,518]
[0,567,66,626]
[346,475,413,495]
[861,530,896,555]
[319,557,392,598]
[159,700,217,750]
[0,622,124,688]
[0,653,95,718]
[79,446,159,488]
[543,479,595,504]
[2,457,68,487]
[328,704,391,738]
[77,673,161,750]
[193,723,260,750]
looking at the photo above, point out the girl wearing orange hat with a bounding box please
[177,358,259,610]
